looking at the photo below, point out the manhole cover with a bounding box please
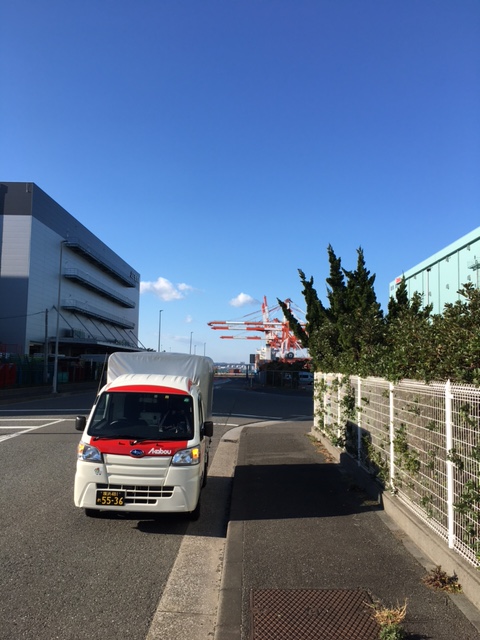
[250,589,380,639]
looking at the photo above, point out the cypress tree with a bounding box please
[278,269,328,371]
[338,247,384,375]
[287,249,480,384]
[387,276,409,321]
[431,283,480,383]
[383,279,433,381]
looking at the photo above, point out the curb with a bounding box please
[214,426,245,640]
[214,520,244,640]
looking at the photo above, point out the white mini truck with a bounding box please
[74,352,214,519]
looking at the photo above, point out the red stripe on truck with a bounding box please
[93,439,188,455]
[108,385,189,395]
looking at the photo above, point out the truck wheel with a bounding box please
[187,497,201,521]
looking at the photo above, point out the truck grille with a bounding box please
[96,483,174,505]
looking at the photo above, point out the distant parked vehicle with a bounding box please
[298,372,314,385]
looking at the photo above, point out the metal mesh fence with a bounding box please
[314,374,480,568]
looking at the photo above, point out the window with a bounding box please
[88,391,194,440]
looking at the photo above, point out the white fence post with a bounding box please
[337,374,342,441]
[445,379,455,550]
[357,377,362,465]
[323,373,328,431]
[389,382,395,487]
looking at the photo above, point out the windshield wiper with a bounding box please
[91,434,159,443]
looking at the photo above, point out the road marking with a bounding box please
[213,413,280,420]
[0,418,61,423]
[230,413,279,420]
[214,421,239,427]
[0,419,65,444]
[0,408,90,413]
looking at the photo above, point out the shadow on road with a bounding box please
[230,461,381,522]
[79,474,233,539]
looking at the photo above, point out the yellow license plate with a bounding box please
[95,490,125,506]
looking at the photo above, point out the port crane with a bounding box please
[208,297,307,360]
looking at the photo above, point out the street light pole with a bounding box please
[43,308,49,384]
[53,240,64,393]
[189,331,193,354]
[158,309,163,352]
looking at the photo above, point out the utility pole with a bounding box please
[53,241,64,393]
[44,309,49,384]
[158,310,163,352]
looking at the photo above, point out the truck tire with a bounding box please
[187,497,201,521]
[202,457,208,488]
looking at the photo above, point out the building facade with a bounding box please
[0,182,141,362]
[389,226,480,314]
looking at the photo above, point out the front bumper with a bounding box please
[74,457,202,513]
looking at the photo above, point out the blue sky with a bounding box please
[1,1,479,362]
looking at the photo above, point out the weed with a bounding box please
[379,624,407,640]
[367,600,407,639]
[422,565,462,593]
[307,434,336,463]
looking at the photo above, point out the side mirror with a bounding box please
[75,416,86,432]
[204,420,213,438]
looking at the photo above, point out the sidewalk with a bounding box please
[0,381,98,405]
[215,421,480,640]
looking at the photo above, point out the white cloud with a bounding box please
[229,292,260,308]
[140,277,193,301]
[185,315,193,323]
[178,283,194,293]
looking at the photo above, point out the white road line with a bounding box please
[233,413,280,420]
[213,422,239,427]
[0,418,60,423]
[0,419,65,444]
[0,409,89,413]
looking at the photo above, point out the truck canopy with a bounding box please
[106,352,214,419]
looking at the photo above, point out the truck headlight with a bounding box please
[77,442,103,463]
[172,447,200,466]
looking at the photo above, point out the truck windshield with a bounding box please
[88,391,194,441]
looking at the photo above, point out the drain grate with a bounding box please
[250,589,380,640]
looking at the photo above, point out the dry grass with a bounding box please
[307,434,337,463]
[367,600,408,627]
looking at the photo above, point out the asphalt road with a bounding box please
[0,378,313,640]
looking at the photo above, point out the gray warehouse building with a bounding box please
[0,182,141,373]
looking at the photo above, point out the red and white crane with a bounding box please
[208,296,307,360]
